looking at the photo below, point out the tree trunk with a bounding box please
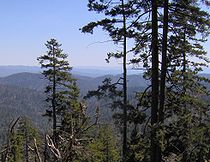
[151,0,159,162]
[183,29,186,94]
[122,0,128,161]
[52,45,57,145]
[159,0,168,125]
[182,28,188,162]
[158,0,169,161]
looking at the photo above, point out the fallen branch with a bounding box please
[34,138,42,162]
[46,135,61,160]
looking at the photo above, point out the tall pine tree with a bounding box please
[37,39,75,145]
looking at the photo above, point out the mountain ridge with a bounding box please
[0,65,142,77]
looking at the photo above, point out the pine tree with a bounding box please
[151,0,159,161]
[161,0,210,161]
[127,0,210,161]
[37,38,74,145]
[137,0,210,161]
[81,0,210,161]
[81,1,150,160]
[158,0,169,161]
[38,39,99,162]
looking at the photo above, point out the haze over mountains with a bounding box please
[0,65,141,77]
[1,65,209,77]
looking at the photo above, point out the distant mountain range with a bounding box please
[0,65,141,77]
[0,72,148,93]
[0,65,209,146]
[0,66,41,77]
[0,69,147,146]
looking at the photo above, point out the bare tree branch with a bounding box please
[34,138,42,162]
[46,135,61,160]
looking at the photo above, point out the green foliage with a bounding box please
[127,126,150,162]
[81,0,150,62]
[3,117,41,162]
[37,38,75,116]
[37,38,79,149]
[136,0,210,161]
[8,133,23,162]
[37,39,100,162]
[0,1,209,162]
[58,100,99,161]
[88,124,120,162]
[159,0,210,160]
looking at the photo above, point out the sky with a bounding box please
[0,0,119,67]
[0,0,209,69]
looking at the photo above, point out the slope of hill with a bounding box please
[0,72,45,91]
[0,65,41,77]
[0,71,209,146]
[0,84,47,145]
[0,72,148,94]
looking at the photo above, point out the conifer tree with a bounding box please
[136,0,210,161]
[38,39,99,162]
[82,0,210,161]
[37,39,74,145]
[160,0,210,161]
[81,1,150,160]
[151,0,159,161]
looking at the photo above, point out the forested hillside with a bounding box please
[0,72,209,161]
[0,72,146,146]
[0,84,46,145]
[0,0,209,162]
[0,72,147,93]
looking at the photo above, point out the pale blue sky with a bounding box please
[0,0,118,67]
[0,0,209,70]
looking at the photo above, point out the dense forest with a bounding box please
[0,0,210,162]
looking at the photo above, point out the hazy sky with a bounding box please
[0,0,209,69]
